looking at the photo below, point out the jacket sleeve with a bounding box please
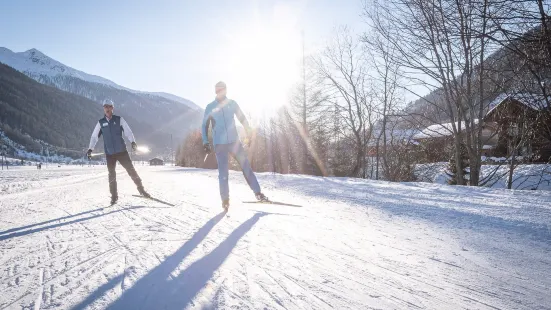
[120,117,136,143]
[88,122,101,150]
[234,101,251,134]
[202,106,211,145]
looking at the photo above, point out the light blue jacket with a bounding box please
[202,98,251,146]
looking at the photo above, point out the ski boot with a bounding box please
[222,199,230,211]
[138,187,151,198]
[110,196,118,205]
[255,192,269,202]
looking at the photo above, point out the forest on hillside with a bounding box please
[0,63,100,157]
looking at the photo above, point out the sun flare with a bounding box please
[224,10,302,120]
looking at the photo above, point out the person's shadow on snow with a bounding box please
[72,211,268,310]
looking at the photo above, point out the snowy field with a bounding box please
[0,166,550,310]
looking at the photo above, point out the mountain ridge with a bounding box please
[0,47,200,110]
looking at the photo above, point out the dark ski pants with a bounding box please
[214,142,261,201]
[106,151,144,198]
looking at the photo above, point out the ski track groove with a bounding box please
[32,268,44,310]
[0,172,108,201]
[281,274,335,309]
[1,248,120,310]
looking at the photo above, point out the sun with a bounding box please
[224,11,302,120]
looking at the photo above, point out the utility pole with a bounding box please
[301,30,309,175]
[2,151,7,170]
[170,134,174,166]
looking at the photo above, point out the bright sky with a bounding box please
[0,0,366,116]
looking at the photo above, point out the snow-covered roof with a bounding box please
[487,93,551,116]
[413,119,479,140]
[367,128,420,146]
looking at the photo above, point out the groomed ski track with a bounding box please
[0,166,550,309]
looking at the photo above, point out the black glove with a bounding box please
[204,143,211,154]
[131,142,137,152]
[86,149,92,160]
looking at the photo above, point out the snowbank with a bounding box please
[415,162,551,190]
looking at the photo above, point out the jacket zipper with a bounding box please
[108,117,114,154]
[221,105,229,143]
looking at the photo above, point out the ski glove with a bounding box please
[204,143,211,154]
[131,142,138,152]
[86,149,92,160]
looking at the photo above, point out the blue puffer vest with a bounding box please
[99,115,127,155]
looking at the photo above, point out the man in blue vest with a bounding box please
[202,81,268,210]
[87,99,150,204]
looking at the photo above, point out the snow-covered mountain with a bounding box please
[0,47,124,89]
[0,47,203,149]
[139,91,199,111]
[0,47,200,110]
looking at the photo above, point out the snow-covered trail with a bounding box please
[0,166,550,310]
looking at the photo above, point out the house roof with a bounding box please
[413,119,479,140]
[487,93,551,116]
[149,157,163,161]
[367,128,419,146]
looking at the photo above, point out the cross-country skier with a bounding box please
[87,99,150,205]
[202,81,268,210]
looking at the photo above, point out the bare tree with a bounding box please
[177,130,204,168]
[364,0,497,185]
[481,0,551,157]
[289,60,330,175]
[363,30,405,180]
[313,27,371,177]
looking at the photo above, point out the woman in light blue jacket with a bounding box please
[202,81,268,210]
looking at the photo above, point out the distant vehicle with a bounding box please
[149,158,164,166]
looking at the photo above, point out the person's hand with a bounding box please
[86,149,92,160]
[131,142,138,152]
[204,143,211,154]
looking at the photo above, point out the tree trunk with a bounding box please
[508,152,515,190]
[352,131,363,177]
[375,137,380,180]
[454,134,466,185]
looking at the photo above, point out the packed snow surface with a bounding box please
[0,166,550,309]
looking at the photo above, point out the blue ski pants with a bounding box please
[214,142,261,200]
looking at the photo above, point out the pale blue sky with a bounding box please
[0,0,367,113]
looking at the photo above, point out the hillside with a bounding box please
[0,63,172,158]
[0,47,203,153]
[0,47,200,111]
[404,23,551,127]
